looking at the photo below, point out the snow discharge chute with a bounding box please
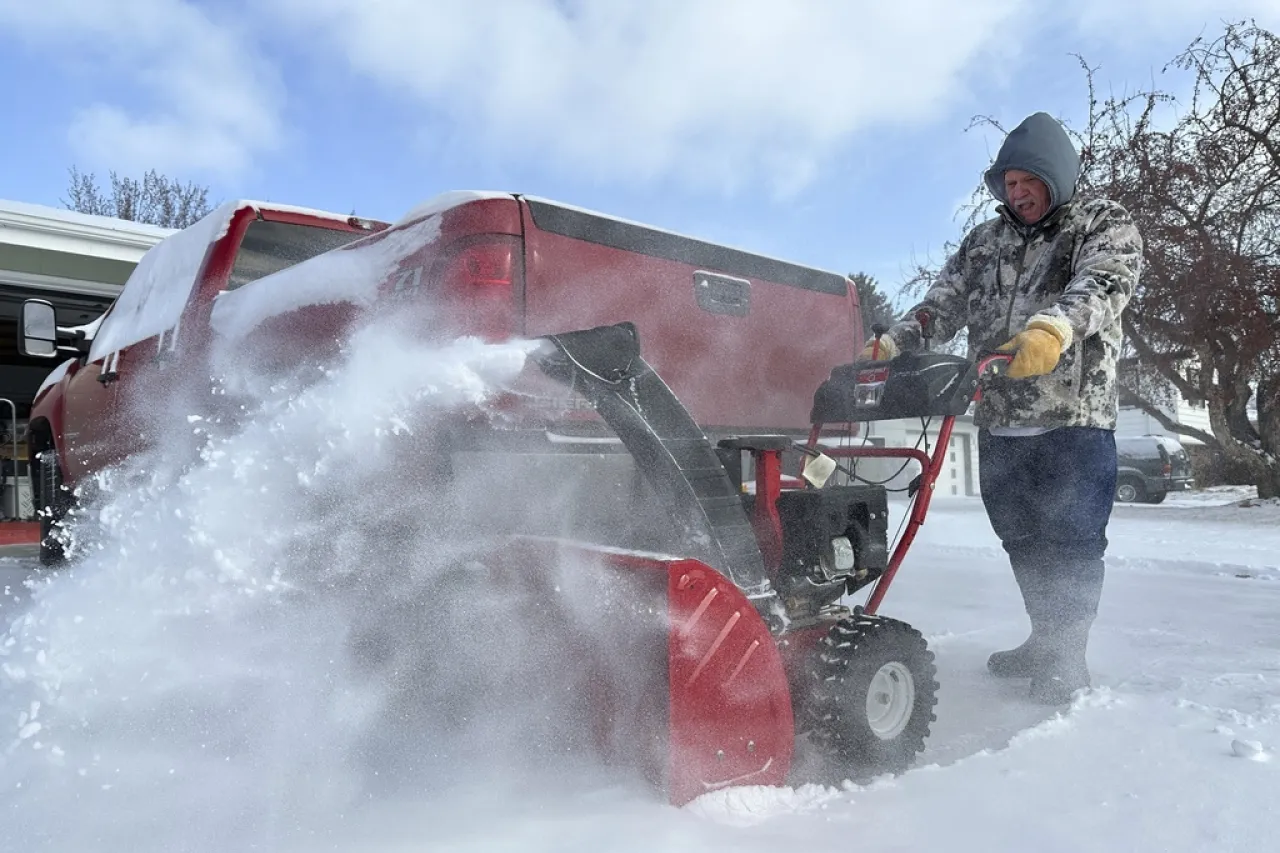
[519,321,794,803]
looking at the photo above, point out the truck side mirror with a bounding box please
[18,299,58,359]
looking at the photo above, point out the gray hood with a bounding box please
[983,112,1081,214]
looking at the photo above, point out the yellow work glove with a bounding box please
[997,316,1073,379]
[859,335,898,361]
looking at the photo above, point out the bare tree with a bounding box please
[905,21,1280,498]
[62,167,213,229]
[1108,22,1279,498]
[63,167,110,218]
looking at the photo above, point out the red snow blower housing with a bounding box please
[500,322,1010,805]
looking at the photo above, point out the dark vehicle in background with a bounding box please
[1115,435,1195,503]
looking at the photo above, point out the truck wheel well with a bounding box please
[27,421,52,453]
[26,421,54,466]
[25,422,54,500]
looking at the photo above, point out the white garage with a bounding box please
[0,199,171,518]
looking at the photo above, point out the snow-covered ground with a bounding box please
[1,325,1277,852]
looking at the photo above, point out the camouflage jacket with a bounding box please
[886,197,1143,430]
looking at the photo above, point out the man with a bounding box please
[863,112,1143,705]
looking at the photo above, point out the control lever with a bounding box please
[870,323,889,360]
[915,311,933,351]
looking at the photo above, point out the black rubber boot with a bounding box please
[1029,619,1092,705]
[987,555,1046,678]
[987,630,1043,678]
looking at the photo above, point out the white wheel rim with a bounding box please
[866,662,915,739]
[1117,484,1137,502]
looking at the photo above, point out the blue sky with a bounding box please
[2,1,1277,305]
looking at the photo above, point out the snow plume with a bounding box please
[0,313,673,852]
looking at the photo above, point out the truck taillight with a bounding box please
[436,236,522,340]
[454,243,514,286]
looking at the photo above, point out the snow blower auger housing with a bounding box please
[519,321,1009,805]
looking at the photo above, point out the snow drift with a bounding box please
[0,310,674,851]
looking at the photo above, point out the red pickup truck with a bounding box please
[19,191,862,563]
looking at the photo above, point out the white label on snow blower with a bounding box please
[802,453,837,488]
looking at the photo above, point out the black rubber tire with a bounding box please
[36,449,71,566]
[1115,477,1145,503]
[1146,491,1167,504]
[801,614,939,783]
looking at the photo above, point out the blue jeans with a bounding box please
[978,427,1117,626]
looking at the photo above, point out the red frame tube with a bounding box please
[750,450,785,575]
[807,418,956,614]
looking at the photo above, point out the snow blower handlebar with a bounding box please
[973,350,1014,395]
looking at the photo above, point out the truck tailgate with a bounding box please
[518,198,857,432]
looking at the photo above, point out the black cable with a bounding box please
[793,420,933,493]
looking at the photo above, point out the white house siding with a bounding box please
[835,415,981,497]
[1116,401,1212,446]
[846,399,1212,505]
[0,200,170,520]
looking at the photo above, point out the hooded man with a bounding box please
[863,112,1143,704]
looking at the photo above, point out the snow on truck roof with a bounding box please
[86,199,363,364]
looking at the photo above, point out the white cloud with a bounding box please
[1067,0,1280,41]
[265,0,1027,196]
[5,0,1271,195]
[0,0,282,179]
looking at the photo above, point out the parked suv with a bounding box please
[1115,435,1195,503]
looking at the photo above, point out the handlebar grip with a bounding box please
[976,352,1014,376]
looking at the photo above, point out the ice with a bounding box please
[1231,739,1270,761]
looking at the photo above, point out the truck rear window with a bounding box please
[226,220,367,290]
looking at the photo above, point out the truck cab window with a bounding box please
[226,220,366,290]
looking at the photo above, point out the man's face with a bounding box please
[1004,169,1050,224]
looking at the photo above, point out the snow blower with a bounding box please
[447,319,1010,805]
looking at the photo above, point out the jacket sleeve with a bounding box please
[886,229,974,353]
[1031,200,1142,347]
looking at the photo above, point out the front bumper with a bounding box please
[1156,477,1195,492]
